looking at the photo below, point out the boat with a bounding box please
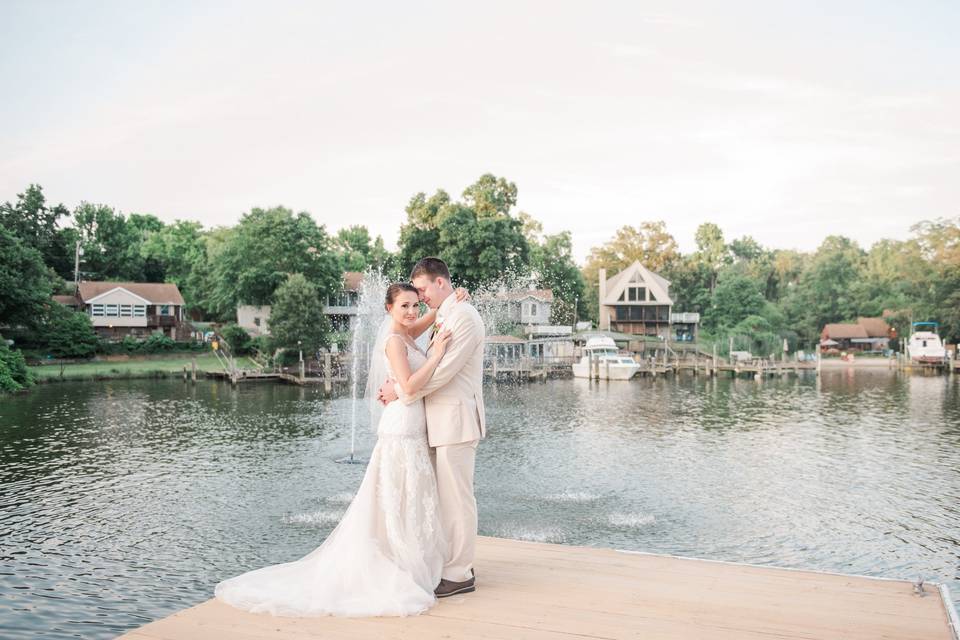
[572,336,641,380]
[906,321,947,364]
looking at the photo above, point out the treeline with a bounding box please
[0,176,586,390]
[1,176,956,390]
[582,219,960,351]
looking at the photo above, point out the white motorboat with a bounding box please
[907,322,946,364]
[572,336,641,380]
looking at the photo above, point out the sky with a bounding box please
[1,1,957,262]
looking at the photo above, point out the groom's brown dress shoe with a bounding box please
[435,570,476,598]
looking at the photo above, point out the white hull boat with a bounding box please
[572,336,640,380]
[907,322,946,364]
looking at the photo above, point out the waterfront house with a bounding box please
[236,305,272,336]
[324,271,363,331]
[820,317,892,352]
[66,281,188,340]
[484,335,527,367]
[236,272,364,336]
[598,261,674,339]
[523,325,576,363]
[494,287,554,325]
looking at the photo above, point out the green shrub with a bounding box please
[141,333,176,353]
[36,304,98,359]
[220,324,252,355]
[0,338,35,392]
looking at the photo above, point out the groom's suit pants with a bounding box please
[430,439,479,582]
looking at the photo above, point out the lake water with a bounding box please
[1,371,958,638]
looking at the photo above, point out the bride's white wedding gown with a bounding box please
[215,336,445,617]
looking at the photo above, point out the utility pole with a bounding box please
[73,240,82,290]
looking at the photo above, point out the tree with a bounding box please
[334,225,392,273]
[0,337,34,392]
[268,273,330,352]
[0,227,56,330]
[529,231,586,323]
[219,323,252,355]
[461,174,518,218]
[140,220,208,305]
[396,177,530,285]
[73,202,150,281]
[435,205,529,288]
[663,255,713,314]
[35,304,99,359]
[693,222,728,294]
[0,184,74,278]
[705,270,767,332]
[783,236,866,344]
[207,207,341,321]
[910,217,960,341]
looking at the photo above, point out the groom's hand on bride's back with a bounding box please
[378,378,399,405]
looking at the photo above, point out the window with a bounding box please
[254,317,261,327]
[133,305,146,317]
[617,291,625,302]
[530,303,537,316]
[159,305,170,316]
[105,304,118,316]
[120,305,132,317]
[91,304,105,317]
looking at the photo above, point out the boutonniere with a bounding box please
[432,312,446,335]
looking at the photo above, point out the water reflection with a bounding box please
[0,371,958,638]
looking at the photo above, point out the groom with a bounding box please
[378,257,486,597]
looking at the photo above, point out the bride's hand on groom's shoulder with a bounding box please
[454,287,470,303]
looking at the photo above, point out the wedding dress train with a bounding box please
[215,337,445,617]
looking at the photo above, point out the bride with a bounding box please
[214,282,459,617]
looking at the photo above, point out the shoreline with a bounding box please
[818,357,897,369]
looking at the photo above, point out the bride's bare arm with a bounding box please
[384,332,451,396]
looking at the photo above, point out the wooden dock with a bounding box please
[120,536,958,640]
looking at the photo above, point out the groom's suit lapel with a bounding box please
[428,294,457,353]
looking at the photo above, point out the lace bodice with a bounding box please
[380,334,428,440]
[384,333,428,380]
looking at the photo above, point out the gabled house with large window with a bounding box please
[598,261,674,339]
[70,281,187,340]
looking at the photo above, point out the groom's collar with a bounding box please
[436,291,456,317]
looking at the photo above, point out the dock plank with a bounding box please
[121,536,957,640]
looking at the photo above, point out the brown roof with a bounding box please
[856,317,891,338]
[77,281,185,305]
[822,323,868,339]
[497,289,554,302]
[52,294,79,306]
[342,272,364,292]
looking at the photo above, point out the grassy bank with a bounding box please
[28,353,254,382]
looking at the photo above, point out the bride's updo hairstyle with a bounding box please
[384,282,418,311]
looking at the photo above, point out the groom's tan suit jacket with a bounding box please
[399,294,486,447]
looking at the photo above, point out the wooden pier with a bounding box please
[121,536,958,640]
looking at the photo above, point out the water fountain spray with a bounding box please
[336,270,389,464]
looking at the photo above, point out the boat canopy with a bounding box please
[584,336,618,351]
